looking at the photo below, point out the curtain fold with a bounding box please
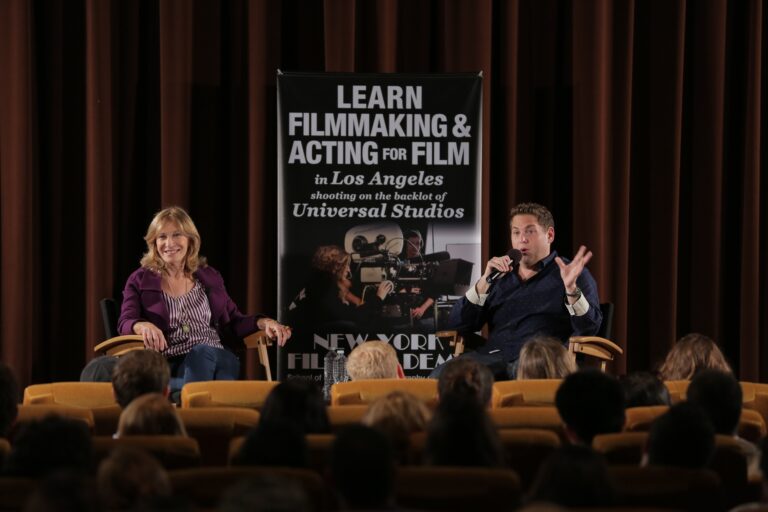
[1,0,767,387]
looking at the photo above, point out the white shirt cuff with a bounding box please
[565,293,590,316]
[466,284,489,306]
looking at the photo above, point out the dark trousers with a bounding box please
[428,351,519,381]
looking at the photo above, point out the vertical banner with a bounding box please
[277,72,482,381]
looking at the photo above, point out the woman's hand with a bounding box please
[259,318,292,347]
[133,321,168,351]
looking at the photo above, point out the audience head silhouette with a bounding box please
[117,392,186,437]
[346,341,401,380]
[362,390,431,464]
[233,418,308,468]
[555,369,625,445]
[646,401,715,469]
[437,357,494,407]
[112,350,171,408]
[621,371,671,408]
[260,379,330,434]
[686,369,742,436]
[0,362,19,438]
[98,446,171,510]
[5,416,92,478]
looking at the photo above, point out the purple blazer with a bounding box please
[117,266,264,342]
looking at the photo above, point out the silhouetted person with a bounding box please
[645,402,715,469]
[218,475,311,512]
[555,369,625,445]
[24,471,102,512]
[437,357,494,407]
[233,419,308,468]
[621,371,671,408]
[97,447,171,510]
[260,380,330,434]
[0,362,19,437]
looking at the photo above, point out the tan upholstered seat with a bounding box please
[395,466,521,511]
[497,429,560,490]
[15,404,95,432]
[624,406,669,432]
[489,407,566,440]
[593,431,648,465]
[327,405,368,429]
[180,380,278,409]
[491,379,562,407]
[92,435,201,470]
[663,380,689,404]
[610,466,722,510]
[23,382,116,408]
[178,407,260,466]
[169,467,326,510]
[330,379,438,406]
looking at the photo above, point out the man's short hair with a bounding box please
[346,342,400,380]
[509,202,555,230]
[112,350,170,408]
[647,402,715,468]
[437,357,494,407]
[686,369,742,435]
[555,370,626,445]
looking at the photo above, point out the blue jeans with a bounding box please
[168,345,240,395]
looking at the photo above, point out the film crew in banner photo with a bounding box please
[277,73,482,380]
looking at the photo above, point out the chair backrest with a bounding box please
[497,429,561,491]
[177,407,260,466]
[23,382,117,408]
[624,405,670,432]
[598,302,614,339]
[489,407,566,440]
[14,404,96,433]
[330,379,438,406]
[395,466,521,511]
[592,431,648,465]
[491,379,562,408]
[169,466,327,511]
[327,405,368,430]
[180,380,278,409]
[610,466,722,510]
[92,435,201,470]
[99,298,119,340]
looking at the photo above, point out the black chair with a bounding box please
[99,298,120,339]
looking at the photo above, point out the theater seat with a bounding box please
[180,380,278,409]
[14,404,95,432]
[593,431,648,465]
[489,407,566,440]
[491,379,562,407]
[395,466,521,511]
[327,405,368,429]
[0,477,39,511]
[330,379,438,406]
[623,406,669,432]
[169,467,326,511]
[23,382,116,408]
[226,434,336,470]
[92,435,201,470]
[178,407,260,466]
[497,429,560,491]
[610,466,722,511]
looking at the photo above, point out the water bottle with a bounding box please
[334,348,348,384]
[323,350,337,401]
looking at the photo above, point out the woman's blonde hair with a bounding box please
[140,206,206,274]
[658,332,732,381]
[362,391,431,463]
[117,393,187,437]
[517,336,577,380]
[311,245,351,301]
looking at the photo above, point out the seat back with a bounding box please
[327,405,368,430]
[395,466,521,511]
[177,407,260,466]
[598,302,615,339]
[330,379,438,406]
[180,380,278,409]
[489,407,566,440]
[623,405,669,432]
[592,431,648,465]
[610,466,722,510]
[14,404,95,433]
[491,379,562,408]
[23,382,116,408]
[664,380,689,403]
[99,298,119,340]
[169,467,327,511]
[497,429,560,491]
[0,477,39,511]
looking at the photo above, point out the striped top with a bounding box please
[163,279,223,357]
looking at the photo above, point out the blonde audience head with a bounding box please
[363,391,431,462]
[346,341,402,380]
[517,336,577,380]
[658,332,732,381]
[117,392,187,437]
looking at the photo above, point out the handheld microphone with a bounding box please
[485,249,522,283]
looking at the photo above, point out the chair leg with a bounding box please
[258,344,272,381]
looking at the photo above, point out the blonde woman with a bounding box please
[118,206,290,396]
[117,393,186,437]
[658,332,732,381]
[517,336,578,380]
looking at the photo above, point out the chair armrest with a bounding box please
[242,330,272,349]
[568,336,623,361]
[93,335,145,356]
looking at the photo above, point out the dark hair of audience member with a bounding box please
[425,393,504,468]
[24,471,102,512]
[117,392,186,437]
[686,369,742,436]
[646,402,715,469]
[0,362,19,438]
[233,419,308,468]
[112,350,171,408]
[362,390,431,464]
[527,445,615,508]
[517,336,577,380]
[555,369,625,445]
[331,425,396,511]
[260,379,330,434]
[620,371,671,408]
[658,332,732,381]
[4,416,92,478]
[437,357,494,407]
[97,447,171,511]
[218,475,310,512]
